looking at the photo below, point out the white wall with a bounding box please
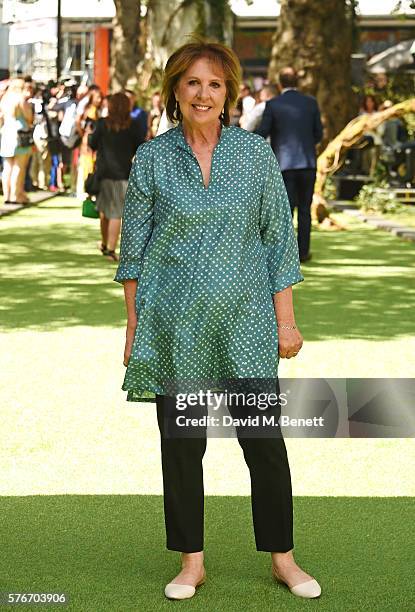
[230,0,413,17]
[2,0,115,23]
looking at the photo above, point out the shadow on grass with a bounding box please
[296,227,415,340]
[0,495,413,611]
[0,223,124,331]
[1,199,414,339]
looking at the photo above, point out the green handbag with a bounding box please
[82,197,99,219]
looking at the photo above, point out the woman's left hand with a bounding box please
[278,327,303,359]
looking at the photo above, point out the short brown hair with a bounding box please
[162,36,242,126]
[279,67,298,89]
[105,92,131,132]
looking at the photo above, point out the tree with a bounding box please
[314,99,415,203]
[110,0,233,94]
[268,0,356,143]
[110,0,142,91]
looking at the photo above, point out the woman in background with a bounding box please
[88,92,147,261]
[0,78,33,204]
[76,87,103,197]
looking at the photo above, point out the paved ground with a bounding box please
[1,196,414,498]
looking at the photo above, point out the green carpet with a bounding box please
[1,496,414,612]
[1,197,415,611]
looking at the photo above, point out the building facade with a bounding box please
[2,0,414,91]
[2,0,114,91]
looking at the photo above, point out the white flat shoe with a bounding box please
[164,572,206,600]
[272,566,321,598]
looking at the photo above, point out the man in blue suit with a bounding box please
[256,67,323,262]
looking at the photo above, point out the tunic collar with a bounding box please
[174,121,230,154]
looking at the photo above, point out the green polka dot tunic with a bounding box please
[114,123,304,402]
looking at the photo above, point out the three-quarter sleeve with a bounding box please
[259,144,304,294]
[113,143,155,284]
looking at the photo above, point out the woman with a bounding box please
[88,92,147,261]
[114,39,322,601]
[359,94,382,176]
[148,91,164,138]
[0,78,33,204]
[76,87,102,197]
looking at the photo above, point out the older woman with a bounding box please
[114,39,321,601]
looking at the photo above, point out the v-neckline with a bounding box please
[176,122,229,191]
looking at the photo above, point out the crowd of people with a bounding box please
[0,76,165,259]
[1,72,402,262]
[0,77,165,200]
[0,75,285,259]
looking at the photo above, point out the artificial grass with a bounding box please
[0,495,414,612]
[1,197,415,611]
[0,197,414,340]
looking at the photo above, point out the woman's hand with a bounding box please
[124,318,137,367]
[278,326,303,359]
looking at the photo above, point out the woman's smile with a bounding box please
[192,104,212,112]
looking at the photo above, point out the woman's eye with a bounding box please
[188,80,198,85]
[211,83,221,88]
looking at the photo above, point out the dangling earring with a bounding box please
[220,106,225,122]
[175,99,180,120]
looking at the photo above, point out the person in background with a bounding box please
[75,83,92,119]
[47,81,71,192]
[100,96,109,118]
[148,91,164,138]
[124,89,148,139]
[0,78,33,204]
[359,94,382,176]
[76,86,103,197]
[23,79,36,194]
[30,86,52,191]
[49,80,81,194]
[378,99,407,147]
[155,108,176,136]
[256,67,322,263]
[238,82,256,127]
[88,92,147,261]
[240,84,278,132]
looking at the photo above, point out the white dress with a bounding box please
[0,114,30,158]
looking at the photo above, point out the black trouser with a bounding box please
[282,168,317,259]
[155,392,294,553]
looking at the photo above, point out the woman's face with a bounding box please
[92,90,102,107]
[174,57,227,127]
[365,96,376,113]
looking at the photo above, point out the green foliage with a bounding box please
[354,181,406,214]
[354,73,415,106]
[372,161,389,184]
[323,175,337,202]
[392,0,415,13]
[353,73,415,136]
[346,0,360,53]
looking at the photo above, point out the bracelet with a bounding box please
[277,323,297,330]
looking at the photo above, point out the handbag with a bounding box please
[17,128,34,148]
[85,149,106,196]
[82,196,99,219]
[85,170,102,196]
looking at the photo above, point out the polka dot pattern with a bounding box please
[114,123,304,402]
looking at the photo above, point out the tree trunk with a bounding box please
[136,0,233,103]
[110,0,232,99]
[268,0,354,144]
[110,0,142,91]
